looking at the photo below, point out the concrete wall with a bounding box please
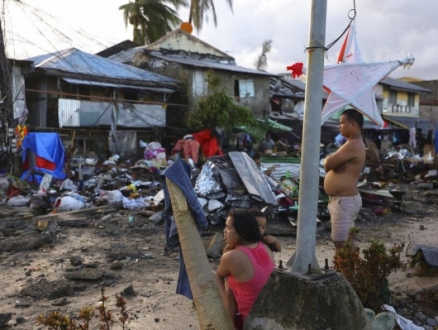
[147,29,230,58]
[419,105,438,121]
[410,80,438,122]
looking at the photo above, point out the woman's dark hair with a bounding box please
[342,109,364,129]
[229,210,263,244]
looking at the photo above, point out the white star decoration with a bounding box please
[320,22,415,127]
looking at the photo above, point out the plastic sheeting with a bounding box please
[406,242,438,267]
[21,133,66,182]
[383,305,424,330]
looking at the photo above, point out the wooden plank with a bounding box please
[359,188,394,198]
[33,205,118,221]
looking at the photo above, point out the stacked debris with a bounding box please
[193,151,277,225]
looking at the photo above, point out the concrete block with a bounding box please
[244,270,371,330]
[206,232,225,259]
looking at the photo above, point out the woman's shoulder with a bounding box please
[222,247,250,262]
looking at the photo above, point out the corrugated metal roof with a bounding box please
[95,40,139,58]
[109,47,277,77]
[270,77,305,99]
[261,162,326,181]
[108,46,145,64]
[147,50,278,77]
[380,77,431,93]
[406,242,438,267]
[62,77,174,93]
[28,48,178,85]
[149,51,278,77]
[383,114,438,131]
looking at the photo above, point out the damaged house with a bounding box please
[105,28,277,120]
[267,74,432,149]
[23,48,182,157]
[379,77,432,132]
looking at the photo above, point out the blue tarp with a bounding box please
[20,133,66,183]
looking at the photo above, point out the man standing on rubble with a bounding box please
[323,109,365,252]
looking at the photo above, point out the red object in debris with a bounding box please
[7,185,21,199]
[373,206,383,216]
[23,155,56,171]
[286,62,304,79]
[192,129,223,158]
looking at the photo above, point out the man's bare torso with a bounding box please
[324,138,365,196]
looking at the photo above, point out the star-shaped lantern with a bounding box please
[288,21,415,127]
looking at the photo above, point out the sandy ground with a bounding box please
[0,208,437,330]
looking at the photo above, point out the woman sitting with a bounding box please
[214,210,275,329]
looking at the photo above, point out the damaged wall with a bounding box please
[381,86,420,117]
[59,99,166,128]
[140,57,270,119]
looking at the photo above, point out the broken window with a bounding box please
[234,79,254,98]
[407,92,415,111]
[388,90,397,105]
[388,90,397,113]
[193,70,206,96]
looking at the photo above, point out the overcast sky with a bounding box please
[3,0,438,80]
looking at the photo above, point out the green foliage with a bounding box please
[37,285,129,330]
[120,0,186,45]
[186,71,257,131]
[254,39,272,71]
[189,0,233,32]
[409,251,438,277]
[333,228,407,312]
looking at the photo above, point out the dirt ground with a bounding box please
[0,207,437,330]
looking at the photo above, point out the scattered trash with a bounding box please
[7,195,30,207]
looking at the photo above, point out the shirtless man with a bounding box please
[323,109,365,251]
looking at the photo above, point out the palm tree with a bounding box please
[254,39,272,71]
[120,0,187,45]
[166,179,234,329]
[188,0,233,32]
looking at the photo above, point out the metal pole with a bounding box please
[288,0,327,273]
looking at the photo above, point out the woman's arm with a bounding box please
[217,252,232,278]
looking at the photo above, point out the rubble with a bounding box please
[0,131,438,329]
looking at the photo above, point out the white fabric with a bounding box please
[54,196,85,211]
[409,127,416,148]
[7,195,30,207]
[382,305,424,330]
[60,178,78,191]
[122,196,149,210]
[321,20,415,127]
[0,177,9,190]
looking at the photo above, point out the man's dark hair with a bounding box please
[248,209,266,219]
[342,109,364,129]
[229,210,264,243]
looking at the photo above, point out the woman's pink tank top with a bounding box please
[227,242,275,319]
